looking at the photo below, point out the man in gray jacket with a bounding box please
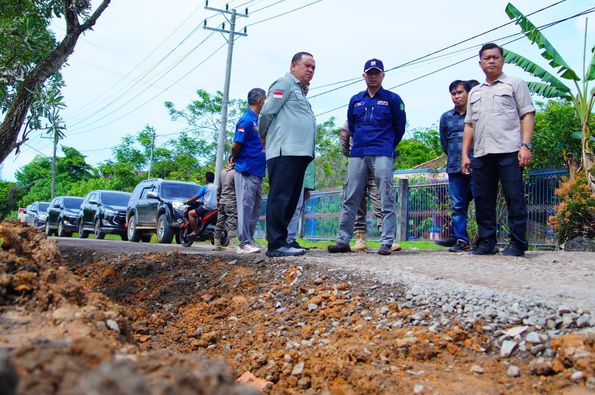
[259,51,316,257]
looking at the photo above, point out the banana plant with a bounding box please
[503,3,595,191]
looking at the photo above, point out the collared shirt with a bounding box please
[233,108,265,178]
[347,86,406,158]
[259,73,316,161]
[217,168,236,206]
[440,108,472,173]
[464,73,535,158]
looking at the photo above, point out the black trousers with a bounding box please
[471,152,528,251]
[266,156,311,250]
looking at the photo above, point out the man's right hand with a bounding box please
[461,155,471,175]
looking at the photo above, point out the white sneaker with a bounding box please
[236,244,260,254]
[250,240,263,251]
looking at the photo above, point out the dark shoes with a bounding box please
[470,244,500,255]
[266,246,306,257]
[378,244,392,256]
[449,239,470,252]
[500,244,525,257]
[435,236,457,247]
[328,243,351,253]
[289,240,309,250]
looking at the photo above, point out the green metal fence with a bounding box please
[256,168,567,247]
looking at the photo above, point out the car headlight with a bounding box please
[103,209,119,217]
[172,200,185,210]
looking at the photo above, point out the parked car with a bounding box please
[126,178,200,243]
[77,190,131,240]
[45,196,84,237]
[24,201,50,228]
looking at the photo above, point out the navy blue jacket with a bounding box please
[347,87,406,158]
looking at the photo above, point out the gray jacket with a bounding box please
[259,73,316,161]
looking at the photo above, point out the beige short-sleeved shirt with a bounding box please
[464,73,535,158]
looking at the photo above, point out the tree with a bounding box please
[503,3,594,190]
[314,118,347,190]
[394,128,443,170]
[531,100,583,171]
[165,89,247,166]
[0,0,111,164]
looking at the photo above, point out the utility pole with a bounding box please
[51,130,58,199]
[203,1,248,185]
[148,129,156,179]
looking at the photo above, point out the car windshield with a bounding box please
[38,202,49,212]
[63,197,84,209]
[102,192,131,206]
[161,183,199,200]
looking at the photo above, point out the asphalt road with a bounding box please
[55,237,595,311]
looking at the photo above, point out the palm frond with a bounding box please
[505,3,580,81]
[526,81,572,99]
[503,48,571,95]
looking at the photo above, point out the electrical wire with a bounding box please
[242,0,321,27]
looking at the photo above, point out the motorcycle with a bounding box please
[179,202,229,248]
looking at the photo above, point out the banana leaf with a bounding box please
[586,45,595,82]
[505,3,580,81]
[503,48,571,95]
[526,81,571,99]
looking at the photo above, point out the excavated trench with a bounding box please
[0,221,593,394]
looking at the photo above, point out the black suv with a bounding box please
[126,179,200,243]
[24,201,50,229]
[77,190,131,240]
[45,196,84,237]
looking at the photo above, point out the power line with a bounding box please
[67,41,227,136]
[308,0,567,96]
[68,31,217,132]
[242,0,322,27]
[65,6,203,121]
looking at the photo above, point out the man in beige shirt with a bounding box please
[461,42,535,257]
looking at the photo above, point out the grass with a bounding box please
[255,238,442,250]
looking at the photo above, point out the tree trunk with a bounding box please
[581,120,595,194]
[0,0,111,165]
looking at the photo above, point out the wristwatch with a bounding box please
[521,143,532,150]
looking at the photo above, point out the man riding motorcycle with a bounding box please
[185,171,217,238]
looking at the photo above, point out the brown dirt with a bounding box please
[0,221,593,394]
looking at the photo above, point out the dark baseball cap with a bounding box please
[364,58,384,73]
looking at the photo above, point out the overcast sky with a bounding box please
[2,0,593,181]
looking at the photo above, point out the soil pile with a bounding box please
[0,222,255,395]
[0,221,593,394]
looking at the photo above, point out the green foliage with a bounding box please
[394,128,442,170]
[0,180,16,219]
[549,172,595,243]
[531,100,583,170]
[164,89,247,165]
[314,117,347,190]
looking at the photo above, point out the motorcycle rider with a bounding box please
[185,171,217,238]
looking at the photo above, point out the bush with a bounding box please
[548,172,595,243]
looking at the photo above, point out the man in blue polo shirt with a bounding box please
[232,88,267,254]
[328,58,406,255]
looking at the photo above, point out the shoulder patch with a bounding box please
[400,103,405,111]
[273,90,284,99]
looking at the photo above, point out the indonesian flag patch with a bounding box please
[237,127,245,133]
[273,90,284,99]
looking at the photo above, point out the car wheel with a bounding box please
[127,215,140,242]
[140,233,152,243]
[174,229,183,244]
[45,221,53,236]
[78,220,89,239]
[179,226,194,247]
[157,213,173,243]
[94,219,105,240]
[57,220,67,237]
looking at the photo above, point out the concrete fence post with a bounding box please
[396,178,408,241]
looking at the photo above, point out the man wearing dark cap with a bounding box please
[328,58,406,255]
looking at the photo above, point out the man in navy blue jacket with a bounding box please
[328,58,406,255]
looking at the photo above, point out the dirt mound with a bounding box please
[0,222,254,395]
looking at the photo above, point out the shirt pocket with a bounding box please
[469,93,482,121]
[493,85,515,111]
[373,104,391,125]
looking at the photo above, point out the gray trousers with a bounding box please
[215,202,237,240]
[234,172,262,246]
[354,173,382,233]
[337,156,396,245]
